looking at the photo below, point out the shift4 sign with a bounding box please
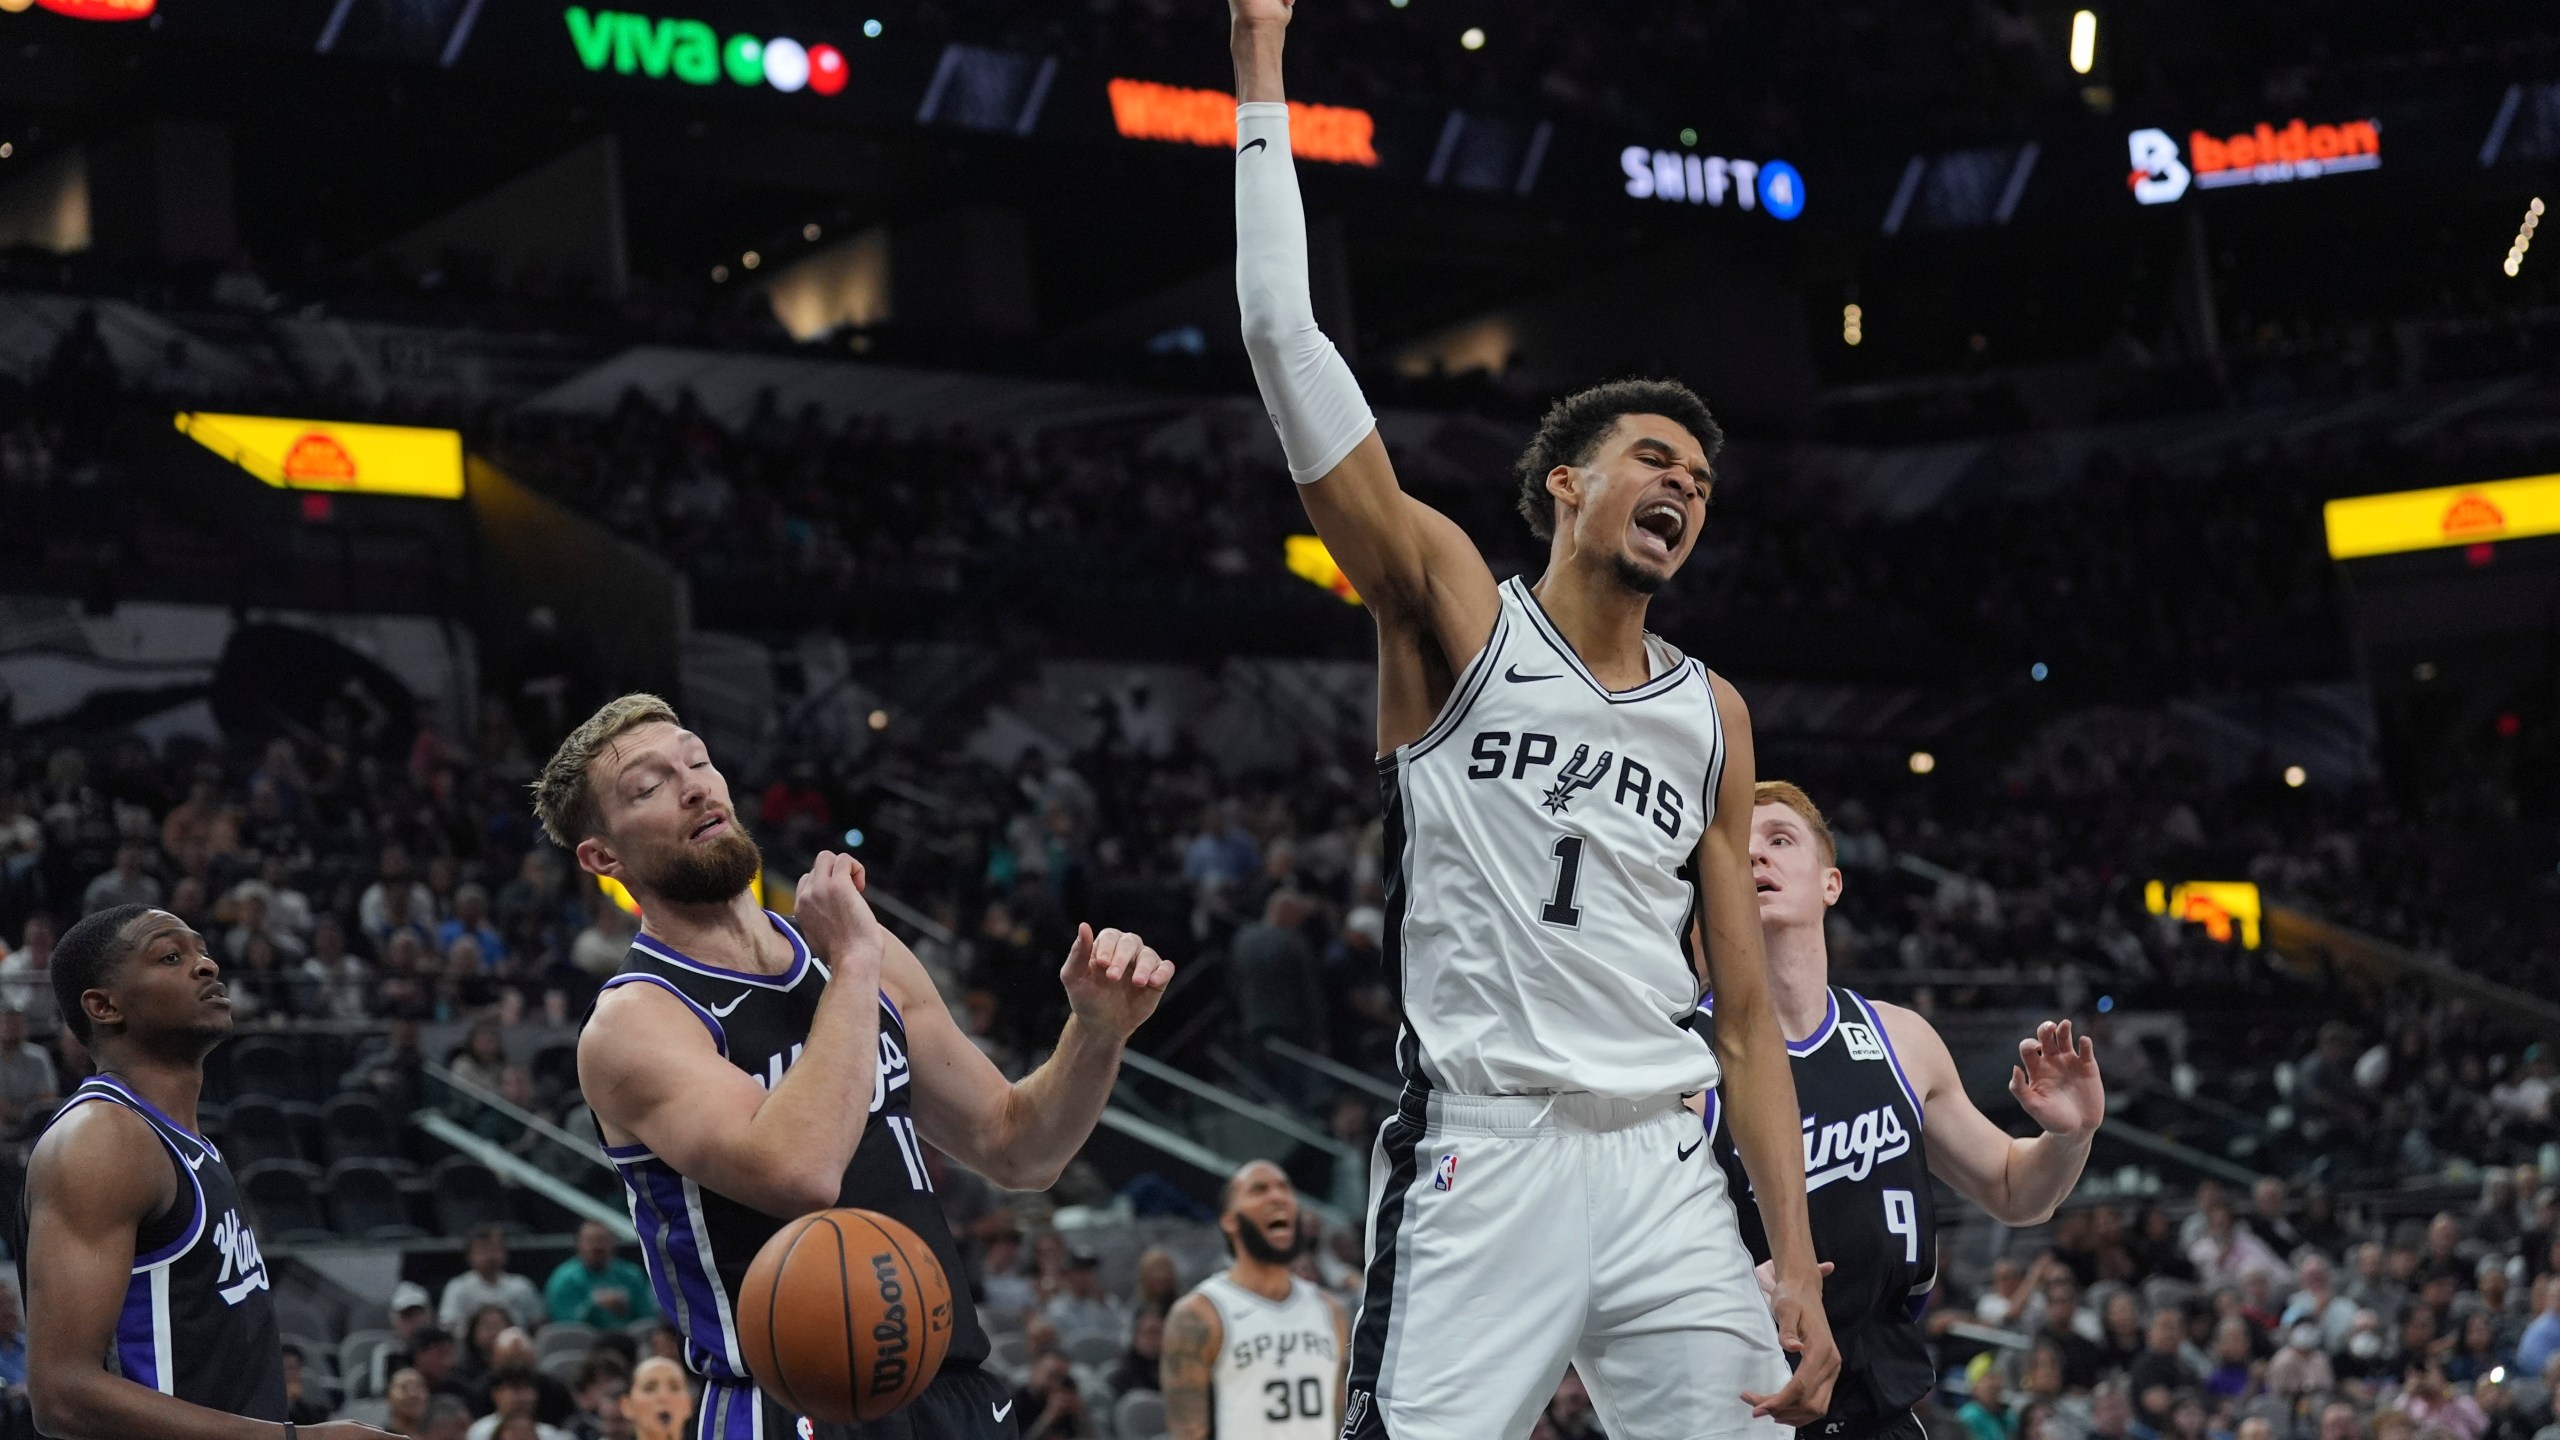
[564,7,850,95]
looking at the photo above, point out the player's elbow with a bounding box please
[980,1152,1066,1193]
[28,1369,108,1440]
[1992,1192,2061,1227]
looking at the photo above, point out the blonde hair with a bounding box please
[530,693,681,847]
[1753,780,1836,866]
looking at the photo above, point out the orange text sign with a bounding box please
[1106,79,1380,167]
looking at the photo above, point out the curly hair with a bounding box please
[1513,378,1722,540]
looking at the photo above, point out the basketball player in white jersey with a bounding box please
[1160,1160,1347,1440]
[1721,783,2104,1440]
[1224,4,1838,1437]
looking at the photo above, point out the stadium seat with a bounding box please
[1065,1333,1122,1368]
[239,1160,331,1243]
[228,1038,304,1103]
[333,1398,391,1430]
[987,1332,1031,1382]
[535,1322,598,1365]
[428,1156,514,1235]
[322,1160,423,1240]
[532,1042,578,1096]
[537,1349,587,1385]
[219,1097,303,1168]
[321,1092,401,1163]
[1113,1389,1166,1440]
[337,1329,395,1399]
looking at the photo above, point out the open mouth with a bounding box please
[201,983,231,1005]
[1754,877,1779,895]
[1632,500,1687,556]
[1261,1215,1294,1245]
[688,812,729,844]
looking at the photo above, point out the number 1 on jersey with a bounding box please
[1541,835,1585,928]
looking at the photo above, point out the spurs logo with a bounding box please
[1538,745,1614,816]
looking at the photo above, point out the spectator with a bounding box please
[0,1007,58,1135]
[439,1226,547,1330]
[1044,1249,1130,1352]
[2099,1290,2150,1373]
[1132,1247,1182,1319]
[2250,1179,2306,1254]
[1107,1308,1165,1397]
[2287,1253,2360,1351]
[1012,1353,1092,1440]
[81,840,159,914]
[2190,1203,2290,1289]
[2088,1381,2153,1440]
[2529,1387,2560,1440]
[569,899,636,979]
[0,913,56,1028]
[483,1327,580,1428]
[467,1367,572,1440]
[2397,1359,2489,1440]
[2036,1271,2105,1389]
[2336,1309,2397,1383]
[362,844,438,940]
[279,1343,333,1427]
[2449,1310,2509,1385]
[979,1227,1038,1325]
[423,1395,475,1440]
[2522,1277,2560,1380]
[1229,889,1326,1075]
[2204,1316,2257,1399]
[386,1367,435,1437]
[376,1281,438,1394]
[567,1354,632,1440]
[545,1220,658,1329]
[454,1304,512,1393]
[449,1020,508,1095]
[620,1357,694,1440]
[439,883,507,967]
[2129,1307,2202,1424]
[1958,1356,2014,1440]
[2264,1322,2336,1398]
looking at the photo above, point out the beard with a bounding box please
[1232,1214,1304,1266]
[639,826,765,906]
[1610,552,1669,595]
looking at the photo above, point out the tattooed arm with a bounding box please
[1160,1292,1224,1440]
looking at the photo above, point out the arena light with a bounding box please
[1907,750,1935,775]
[2324,472,2560,559]
[1843,303,1863,346]
[2068,11,2097,74]
[7,0,156,19]
[174,412,465,499]
[2143,879,2262,949]
[1459,26,1485,50]
[1285,534,1364,605]
[1106,79,1380,167]
[2283,765,2306,788]
[2506,197,2543,277]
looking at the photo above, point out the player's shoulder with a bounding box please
[27,1093,170,1213]
[1167,1287,1225,1344]
[579,976,723,1067]
[1858,996,1954,1066]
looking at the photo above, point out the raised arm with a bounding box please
[1693,675,1839,1426]
[900,923,1171,1191]
[1876,1005,2102,1226]
[577,853,883,1217]
[26,1104,388,1440]
[1160,1292,1224,1440]
[1230,0,1500,748]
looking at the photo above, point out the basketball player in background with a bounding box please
[1701,783,2105,1440]
[551,695,1174,1440]
[20,905,396,1440]
[1160,1160,1348,1440]
[1226,4,1836,1436]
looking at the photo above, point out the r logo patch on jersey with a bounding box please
[1840,1022,1885,1061]
[1433,1154,1459,1191]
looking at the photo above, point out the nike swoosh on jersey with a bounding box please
[182,1147,209,1171]
[1677,1137,1704,1162]
[993,1399,1015,1421]
[1504,665,1563,683]
[1240,137,1268,155]
[708,992,751,1017]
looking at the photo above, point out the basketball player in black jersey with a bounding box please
[542,695,1173,1440]
[1700,783,2105,1440]
[21,904,396,1440]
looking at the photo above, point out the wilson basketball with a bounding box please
[737,1208,954,1423]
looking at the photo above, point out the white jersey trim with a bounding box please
[1400,611,1513,763]
[1502,577,1699,705]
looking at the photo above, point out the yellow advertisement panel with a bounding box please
[2144,879,2261,949]
[174,412,465,500]
[2323,472,2560,559]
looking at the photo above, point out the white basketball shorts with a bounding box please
[1344,1090,1792,1440]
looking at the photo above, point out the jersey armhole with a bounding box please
[597,973,730,1056]
[51,1095,204,1271]
[1396,612,1511,764]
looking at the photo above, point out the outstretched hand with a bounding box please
[2010,1019,2105,1138]
[1059,924,1175,1042]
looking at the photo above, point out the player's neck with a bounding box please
[94,1046,207,1133]
[1763,924,1833,1043]
[1530,562,1655,689]
[1225,1257,1296,1303]
[638,888,793,975]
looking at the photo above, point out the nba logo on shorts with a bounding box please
[1433,1153,1459,1191]
[798,1420,816,1439]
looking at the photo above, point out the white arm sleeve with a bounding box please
[1235,101,1376,485]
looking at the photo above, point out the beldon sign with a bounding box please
[2127,116,2380,204]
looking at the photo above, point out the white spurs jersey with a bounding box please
[1194,1273,1342,1439]
[1381,576,1727,1099]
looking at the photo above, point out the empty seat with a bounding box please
[220,1098,303,1168]
[337,1329,395,1400]
[228,1038,305,1103]
[428,1156,513,1236]
[535,1323,598,1363]
[1114,1389,1166,1440]
[322,1093,400,1163]
[239,1160,331,1243]
[537,1348,588,1385]
[322,1161,422,1241]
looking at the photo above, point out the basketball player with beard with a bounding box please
[548,695,1174,1440]
[1161,1160,1347,1440]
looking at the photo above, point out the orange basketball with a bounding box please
[736,1208,955,1424]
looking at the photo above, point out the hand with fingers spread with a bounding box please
[2011,1018,2105,1139]
[1742,1263,1841,1426]
[789,851,884,980]
[1059,924,1175,1042]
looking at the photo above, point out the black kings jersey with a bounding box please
[20,1074,285,1421]
[1700,988,1937,1436]
[593,912,990,1390]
